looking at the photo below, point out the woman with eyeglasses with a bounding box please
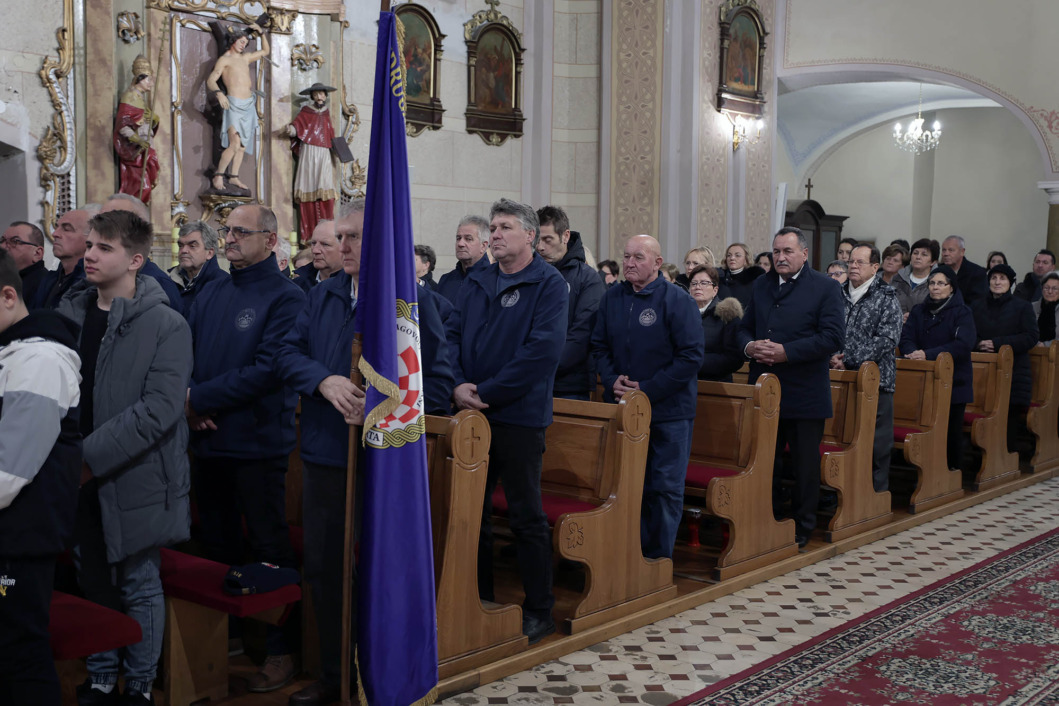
[899,265,977,470]
[688,265,744,382]
[1034,272,1059,346]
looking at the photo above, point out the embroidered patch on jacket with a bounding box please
[501,290,520,308]
[639,308,657,326]
[235,308,256,331]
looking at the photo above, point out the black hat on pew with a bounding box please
[223,562,300,595]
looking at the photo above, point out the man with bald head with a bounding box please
[591,234,703,560]
[739,227,845,548]
[1,221,47,306]
[100,194,184,311]
[37,206,98,309]
[185,203,306,690]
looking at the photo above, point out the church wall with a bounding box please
[930,107,1049,273]
[810,106,1047,272]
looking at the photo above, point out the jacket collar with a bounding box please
[19,260,46,279]
[469,251,548,295]
[555,231,587,270]
[622,273,666,297]
[63,274,168,326]
[231,253,283,284]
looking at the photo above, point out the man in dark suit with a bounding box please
[738,227,845,548]
[941,235,987,307]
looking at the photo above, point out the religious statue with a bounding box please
[113,55,160,203]
[287,82,338,244]
[206,21,270,196]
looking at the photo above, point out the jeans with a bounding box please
[478,424,555,621]
[302,461,357,688]
[0,556,59,705]
[194,456,297,654]
[640,419,695,559]
[73,486,163,694]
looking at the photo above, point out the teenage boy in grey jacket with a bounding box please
[58,210,192,706]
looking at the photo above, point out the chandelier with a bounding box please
[893,85,941,155]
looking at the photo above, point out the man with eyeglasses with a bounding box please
[1,222,47,307]
[184,204,306,692]
[292,219,342,293]
[829,244,903,493]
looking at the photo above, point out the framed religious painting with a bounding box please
[464,2,524,145]
[395,3,445,136]
[716,0,768,117]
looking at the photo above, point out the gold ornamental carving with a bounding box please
[719,0,761,21]
[291,43,324,71]
[564,522,585,551]
[146,0,267,25]
[37,0,76,235]
[200,193,251,225]
[339,88,366,200]
[463,0,522,43]
[267,8,297,34]
[117,11,145,44]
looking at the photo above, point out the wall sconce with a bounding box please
[725,112,764,151]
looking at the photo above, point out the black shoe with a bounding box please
[795,533,810,549]
[818,492,838,514]
[522,615,556,645]
[120,690,152,705]
[289,680,341,706]
[76,680,119,706]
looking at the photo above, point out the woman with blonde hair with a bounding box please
[719,242,765,308]
[675,246,715,290]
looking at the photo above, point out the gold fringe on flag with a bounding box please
[357,356,400,444]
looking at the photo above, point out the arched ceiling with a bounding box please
[777,80,1000,180]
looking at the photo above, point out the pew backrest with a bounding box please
[968,346,1014,418]
[894,353,954,431]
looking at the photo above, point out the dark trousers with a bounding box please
[775,417,825,536]
[947,403,967,470]
[195,455,297,654]
[477,424,555,621]
[641,419,695,559]
[873,391,895,492]
[302,461,356,688]
[0,556,59,705]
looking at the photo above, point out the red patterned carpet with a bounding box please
[674,527,1059,705]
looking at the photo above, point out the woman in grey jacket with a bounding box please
[57,210,193,705]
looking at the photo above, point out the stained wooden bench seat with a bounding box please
[961,348,1020,490]
[685,374,797,580]
[1027,345,1059,473]
[425,410,527,679]
[820,363,893,542]
[159,548,301,706]
[494,391,677,634]
[893,354,965,513]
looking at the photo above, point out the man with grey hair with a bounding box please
[100,194,184,311]
[169,219,228,316]
[273,238,292,274]
[185,203,306,691]
[2,221,47,306]
[446,197,567,645]
[437,214,491,305]
[37,204,100,309]
[940,234,987,306]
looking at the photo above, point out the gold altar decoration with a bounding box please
[37,0,75,235]
[117,11,145,44]
[147,0,267,26]
[291,42,325,71]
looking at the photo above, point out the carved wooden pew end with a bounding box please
[962,348,1020,490]
[1027,345,1059,473]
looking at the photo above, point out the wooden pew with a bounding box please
[426,410,526,679]
[493,391,677,633]
[963,347,1020,490]
[1026,345,1059,473]
[820,363,893,541]
[894,354,964,512]
[732,362,750,385]
[685,374,797,580]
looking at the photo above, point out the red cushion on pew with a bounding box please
[50,591,142,660]
[159,548,300,618]
[685,462,739,489]
[491,486,597,525]
[1030,402,1041,408]
[820,443,844,455]
[894,425,922,443]
[964,412,986,424]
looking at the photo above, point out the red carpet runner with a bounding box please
[675,527,1059,705]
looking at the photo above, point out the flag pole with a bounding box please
[340,332,364,706]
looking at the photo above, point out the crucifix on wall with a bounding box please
[805,178,814,201]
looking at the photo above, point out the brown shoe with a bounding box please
[246,654,296,693]
[289,680,341,706]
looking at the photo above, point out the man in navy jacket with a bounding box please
[739,227,845,548]
[169,220,228,316]
[591,235,703,560]
[274,199,453,705]
[436,214,491,305]
[941,235,987,308]
[446,198,567,645]
[185,204,306,691]
[537,205,605,400]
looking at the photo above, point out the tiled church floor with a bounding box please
[437,477,1059,706]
